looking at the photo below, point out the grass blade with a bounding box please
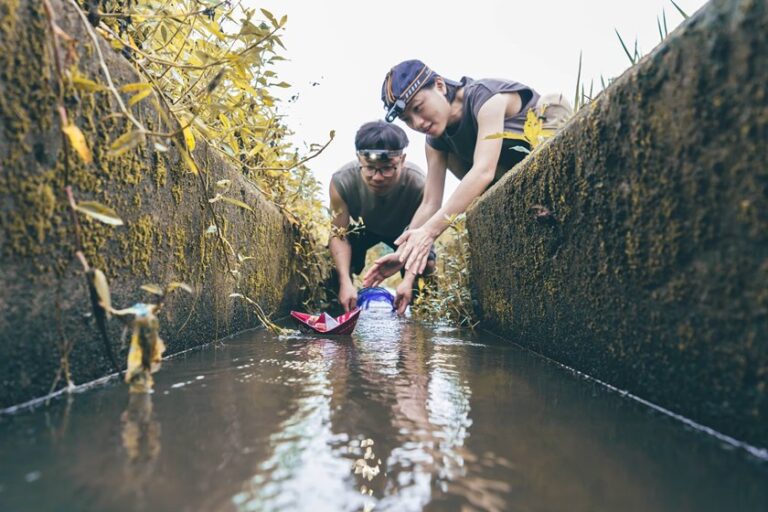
[574,50,582,112]
[657,15,664,43]
[615,29,636,65]
[670,0,689,19]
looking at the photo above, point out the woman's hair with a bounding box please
[355,120,409,150]
[422,75,461,104]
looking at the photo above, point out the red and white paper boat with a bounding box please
[290,308,361,335]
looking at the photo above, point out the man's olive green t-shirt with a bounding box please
[331,161,425,241]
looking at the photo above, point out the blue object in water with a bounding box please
[357,287,395,310]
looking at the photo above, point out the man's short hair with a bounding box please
[354,120,408,151]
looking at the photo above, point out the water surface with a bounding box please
[1,304,766,511]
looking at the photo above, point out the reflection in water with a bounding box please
[120,393,161,508]
[232,341,367,512]
[0,304,767,512]
[231,305,479,512]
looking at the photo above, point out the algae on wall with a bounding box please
[0,0,302,407]
[467,0,768,447]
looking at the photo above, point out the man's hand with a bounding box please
[362,253,403,287]
[396,227,437,276]
[394,277,414,315]
[338,282,358,312]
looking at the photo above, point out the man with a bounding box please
[329,120,435,314]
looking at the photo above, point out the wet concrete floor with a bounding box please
[1,303,767,511]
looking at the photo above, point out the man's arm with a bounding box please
[328,181,357,311]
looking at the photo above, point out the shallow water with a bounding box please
[1,303,766,512]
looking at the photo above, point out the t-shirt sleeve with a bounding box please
[469,79,537,120]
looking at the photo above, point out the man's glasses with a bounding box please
[360,163,398,177]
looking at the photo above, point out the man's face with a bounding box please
[358,154,404,195]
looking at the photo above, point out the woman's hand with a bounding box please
[362,253,403,287]
[396,227,436,276]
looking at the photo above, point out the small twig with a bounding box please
[66,0,146,134]
[99,22,283,71]
[253,131,335,172]
[97,1,229,21]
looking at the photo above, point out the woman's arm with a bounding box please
[397,93,512,274]
[362,145,448,287]
[409,144,448,229]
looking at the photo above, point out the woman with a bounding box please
[364,59,571,292]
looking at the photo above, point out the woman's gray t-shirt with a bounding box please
[426,77,540,177]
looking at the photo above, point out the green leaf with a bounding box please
[74,201,124,226]
[141,283,164,295]
[260,8,278,27]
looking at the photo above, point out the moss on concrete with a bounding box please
[467,0,768,447]
[0,0,303,407]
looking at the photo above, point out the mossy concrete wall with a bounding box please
[467,0,767,447]
[0,0,302,407]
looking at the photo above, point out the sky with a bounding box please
[245,0,709,204]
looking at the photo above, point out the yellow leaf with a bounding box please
[141,283,164,295]
[201,18,226,41]
[484,131,527,141]
[108,130,145,157]
[62,123,92,164]
[183,126,195,151]
[120,82,152,93]
[125,331,143,382]
[71,72,105,93]
[522,109,554,148]
[181,149,199,175]
[74,200,124,226]
[166,282,193,294]
[219,195,253,212]
[91,269,112,314]
[127,87,152,107]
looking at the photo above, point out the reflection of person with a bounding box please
[364,60,571,303]
[329,120,435,313]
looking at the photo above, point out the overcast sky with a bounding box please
[246,0,709,203]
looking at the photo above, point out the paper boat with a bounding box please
[290,308,361,335]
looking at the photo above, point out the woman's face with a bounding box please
[399,79,451,137]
